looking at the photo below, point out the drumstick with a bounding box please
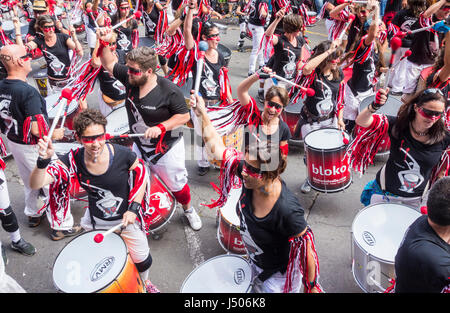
[271,74,316,96]
[336,0,369,4]
[342,131,349,145]
[105,133,145,140]
[110,10,142,30]
[93,223,124,243]
[338,14,356,41]
[191,41,209,108]
[47,88,73,143]
[85,9,100,29]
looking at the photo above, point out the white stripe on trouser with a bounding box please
[190,108,211,168]
[343,84,374,121]
[6,139,74,230]
[133,139,188,193]
[251,262,302,293]
[301,117,338,140]
[388,47,409,93]
[0,169,10,210]
[402,59,433,94]
[80,213,151,269]
[248,23,265,73]
[325,19,334,41]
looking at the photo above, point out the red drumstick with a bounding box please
[400,49,412,61]
[111,11,142,30]
[105,133,145,140]
[272,74,316,96]
[47,88,73,142]
[94,223,124,243]
[342,131,349,145]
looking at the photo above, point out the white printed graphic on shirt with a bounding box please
[143,12,156,34]
[44,50,66,76]
[397,147,425,193]
[117,31,131,51]
[81,182,124,219]
[0,99,18,135]
[282,48,296,80]
[201,63,219,97]
[315,79,334,117]
[112,80,126,95]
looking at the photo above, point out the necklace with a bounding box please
[410,122,428,137]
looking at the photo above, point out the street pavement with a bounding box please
[0,18,398,294]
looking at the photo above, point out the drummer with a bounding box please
[29,109,159,293]
[356,88,450,210]
[111,0,139,54]
[295,38,346,193]
[184,1,233,176]
[190,93,323,293]
[24,14,84,90]
[83,0,108,56]
[142,0,169,76]
[25,0,70,41]
[394,176,450,293]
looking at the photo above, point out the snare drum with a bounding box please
[45,92,80,130]
[33,69,49,97]
[351,203,421,293]
[105,106,133,148]
[217,185,247,255]
[138,36,155,48]
[304,128,352,193]
[281,97,304,143]
[180,254,252,293]
[52,230,145,293]
[145,173,176,232]
[307,11,317,25]
[357,95,402,156]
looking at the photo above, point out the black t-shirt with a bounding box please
[302,68,343,118]
[113,63,188,163]
[348,36,378,94]
[0,79,48,144]
[142,7,160,37]
[395,215,450,293]
[376,116,450,198]
[407,15,444,66]
[191,52,227,101]
[114,20,138,53]
[392,9,419,48]
[33,33,71,80]
[248,0,268,26]
[235,161,308,274]
[59,144,137,221]
[244,118,291,149]
[271,34,305,80]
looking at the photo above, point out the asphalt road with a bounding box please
[0,17,399,295]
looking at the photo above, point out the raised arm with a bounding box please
[183,1,196,51]
[329,2,351,21]
[96,27,118,75]
[355,88,389,128]
[302,39,341,76]
[29,137,58,190]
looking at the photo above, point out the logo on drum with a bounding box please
[90,256,115,282]
[312,164,348,176]
[362,231,376,246]
[234,268,245,285]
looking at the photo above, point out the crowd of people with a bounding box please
[0,0,449,294]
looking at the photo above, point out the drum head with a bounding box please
[53,142,82,156]
[180,255,252,293]
[352,203,421,263]
[359,95,402,117]
[138,37,155,48]
[52,231,128,293]
[285,97,303,113]
[46,93,79,118]
[105,107,130,135]
[304,128,349,150]
[220,186,242,226]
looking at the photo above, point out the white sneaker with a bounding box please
[301,179,311,194]
[184,207,202,231]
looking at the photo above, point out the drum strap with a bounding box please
[301,105,335,125]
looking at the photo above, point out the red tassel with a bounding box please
[384,279,396,293]
[154,124,168,154]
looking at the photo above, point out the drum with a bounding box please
[146,173,177,232]
[1,20,14,34]
[33,69,49,97]
[304,128,352,193]
[105,106,133,148]
[138,36,155,48]
[53,142,87,200]
[218,43,231,67]
[208,126,244,169]
[73,16,85,34]
[180,254,252,293]
[281,97,304,143]
[307,11,317,25]
[357,95,402,156]
[52,230,145,293]
[217,185,247,255]
[351,203,421,293]
[45,92,80,130]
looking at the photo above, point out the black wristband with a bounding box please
[36,157,51,169]
[371,101,381,111]
[128,202,141,215]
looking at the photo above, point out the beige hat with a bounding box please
[32,0,48,11]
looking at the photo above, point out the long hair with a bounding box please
[308,40,343,81]
[408,0,428,17]
[393,89,449,144]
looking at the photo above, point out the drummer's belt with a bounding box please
[301,105,335,124]
[102,93,125,107]
[49,78,67,89]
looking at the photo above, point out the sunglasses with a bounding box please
[80,133,106,143]
[417,107,445,120]
[423,88,444,96]
[267,100,283,111]
[120,6,130,10]
[19,53,32,61]
[206,33,220,41]
[242,161,263,179]
[127,66,142,76]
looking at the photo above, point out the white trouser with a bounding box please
[388,47,409,93]
[239,22,246,33]
[133,138,188,193]
[301,117,338,140]
[191,108,211,168]
[6,139,74,230]
[0,169,10,210]
[80,213,151,266]
[325,19,334,41]
[343,84,374,121]
[251,262,302,293]
[402,60,433,95]
[0,242,26,293]
[248,23,265,74]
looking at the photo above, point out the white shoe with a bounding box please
[301,179,311,193]
[184,207,202,231]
